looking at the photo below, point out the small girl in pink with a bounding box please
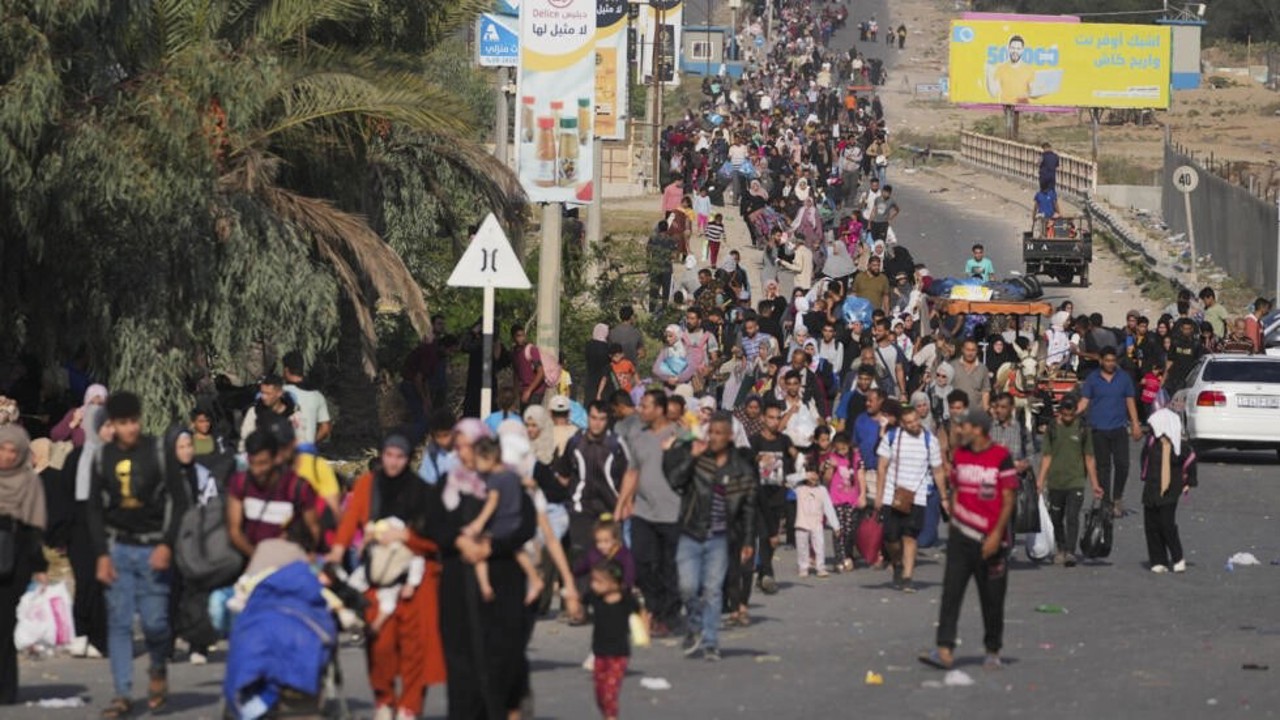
[823,434,865,572]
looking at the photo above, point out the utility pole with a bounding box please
[587,136,604,283]
[651,5,664,186]
[536,203,563,357]
[494,69,510,167]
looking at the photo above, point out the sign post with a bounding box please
[447,214,531,417]
[1173,164,1200,284]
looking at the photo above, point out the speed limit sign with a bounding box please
[1173,165,1199,194]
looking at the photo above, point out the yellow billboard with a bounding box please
[948,20,1171,109]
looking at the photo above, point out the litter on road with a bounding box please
[639,677,672,691]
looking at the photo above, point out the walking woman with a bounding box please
[328,435,445,720]
[66,405,109,658]
[0,426,49,705]
[1140,391,1197,574]
[164,426,220,665]
[585,323,612,403]
[422,420,538,720]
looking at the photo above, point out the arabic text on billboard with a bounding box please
[948,20,1171,109]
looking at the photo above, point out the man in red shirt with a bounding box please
[921,409,1018,672]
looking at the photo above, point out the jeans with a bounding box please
[1092,428,1131,503]
[936,533,1008,655]
[1143,502,1183,568]
[1047,489,1085,555]
[105,543,172,698]
[677,534,730,650]
[630,517,681,627]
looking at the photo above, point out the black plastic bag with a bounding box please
[1013,471,1041,535]
[1079,502,1114,559]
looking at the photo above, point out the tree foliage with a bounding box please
[0,0,524,429]
[971,0,1279,43]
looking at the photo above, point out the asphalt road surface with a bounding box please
[11,3,1280,719]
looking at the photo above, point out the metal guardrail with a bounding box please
[959,131,1097,199]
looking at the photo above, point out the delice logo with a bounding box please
[547,0,573,8]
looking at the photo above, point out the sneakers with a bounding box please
[759,576,779,595]
[1173,560,1187,573]
[816,568,831,578]
[703,647,722,662]
[797,566,811,577]
[373,706,394,720]
[682,632,703,657]
[901,578,916,594]
[67,636,103,659]
[1151,564,1169,574]
[983,654,1004,671]
[189,652,208,666]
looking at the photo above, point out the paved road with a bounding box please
[12,4,1280,719]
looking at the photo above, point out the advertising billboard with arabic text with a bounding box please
[948,20,1171,109]
[516,0,596,203]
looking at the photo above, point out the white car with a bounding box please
[1184,355,1280,458]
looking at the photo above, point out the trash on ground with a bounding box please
[864,670,884,685]
[921,680,944,689]
[1035,604,1068,614]
[1242,663,1270,671]
[1229,552,1261,565]
[944,670,975,687]
[640,677,671,691]
[754,654,782,663]
[1039,643,1054,650]
[26,697,85,709]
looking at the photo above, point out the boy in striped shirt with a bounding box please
[705,213,726,266]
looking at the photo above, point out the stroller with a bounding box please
[223,552,352,720]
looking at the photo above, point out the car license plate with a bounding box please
[1238,395,1280,409]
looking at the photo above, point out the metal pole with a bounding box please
[705,0,711,77]
[652,6,664,185]
[480,284,495,417]
[1275,194,1280,303]
[537,203,563,357]
[1184,189,1197,285]
[494,69,509,167]
[1090,108,1100,168]
[587,136,604,283]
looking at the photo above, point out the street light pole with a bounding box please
[651,4,664,186]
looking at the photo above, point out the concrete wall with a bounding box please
[1096,184,1161,211]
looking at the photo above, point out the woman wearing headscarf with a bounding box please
[1139,392,1197,574]
[790,195,822,245]
[653,325,694,388]
[163,426,220,665]
[585,323,612,403]
[49,384,108,448]
[0,426,48,704]
[66,404,109,658]
[328,434,445,719]
[422,420,537,720]
[1044,311,1073,371]
[985,336,1018,378]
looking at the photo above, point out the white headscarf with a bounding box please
[1147,409,1182,456]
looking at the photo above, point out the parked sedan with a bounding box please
[1184,355,1280,458]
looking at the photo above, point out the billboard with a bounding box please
[476,13,519,67]
[948,20,1171,109]
[595,0,628,139]
[516,0,596,203]
[639,1,682,85]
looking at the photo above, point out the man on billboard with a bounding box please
[986,35,1036,104]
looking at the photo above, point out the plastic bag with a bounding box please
[1013,472,1041,535]
[841,296,874,326]
[1080,502,1114,559]
[14,582,75,651]
[917,483,942,549]
[856,511,884,566]
[1025,496,1055,562]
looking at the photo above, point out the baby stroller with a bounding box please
[223,550,352,719]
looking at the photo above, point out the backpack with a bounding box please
[174,494,244,589]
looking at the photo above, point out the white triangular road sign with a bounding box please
[446,213,531,289]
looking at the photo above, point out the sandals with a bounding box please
[102,697,132,719]
[147,669,168,712]
[918,649,953,671]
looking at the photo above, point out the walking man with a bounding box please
[876,406,945,592]
[922,410,1017,672]
[1077,347,1142,517]
[665,412,758,662]
[1037,396,1104,566]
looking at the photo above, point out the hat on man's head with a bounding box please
[548,395,571,413]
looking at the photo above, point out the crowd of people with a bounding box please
[0,2,1266,720]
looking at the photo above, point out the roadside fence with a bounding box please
[958,131,1097,200]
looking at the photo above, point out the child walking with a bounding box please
[589,560,638,720]
[823,434,864,571]
[704,213,726,266]
[794,464,841,577]
[693,188,712,235]
[464,437,544,604]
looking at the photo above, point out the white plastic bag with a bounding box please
[14,582,75,650]
[886,225,898,245]
[1024,496,1056,562]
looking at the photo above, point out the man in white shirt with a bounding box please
[876,406,946,592]
[283,351,332,446]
